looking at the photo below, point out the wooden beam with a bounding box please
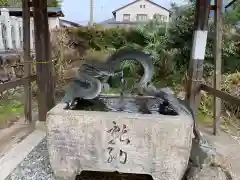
[201,84,240,106]
[225,0,237,9]
[213,0,223,135]
[210,5,217,10]
[33,0,55,121]
[0,75,36,93]
[22,0,32,123]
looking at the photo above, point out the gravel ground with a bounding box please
[5,137,56,180]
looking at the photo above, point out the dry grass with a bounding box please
[51,28,115,91]
[196,72,240,134]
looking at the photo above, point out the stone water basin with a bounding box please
[47,96,194,180]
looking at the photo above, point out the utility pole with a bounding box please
[89,0,93,26]
[213,0,223,135]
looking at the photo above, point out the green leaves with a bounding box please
[224,0,240,24]
[47,0,61,7]
[0,0,8,6]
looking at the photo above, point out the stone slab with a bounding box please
[47,103,194,180]
[0,129,46,180]
[5,137,56,180]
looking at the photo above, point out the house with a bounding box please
[100,0,170,28]
[0,7,64,29]
[113,0,170,22]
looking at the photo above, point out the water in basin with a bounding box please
[70,96,167,115]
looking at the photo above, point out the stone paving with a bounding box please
[199,126,240,178]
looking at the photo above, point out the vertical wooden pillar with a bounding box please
[23,0,32,123]
[213,0,223,135]
[186,0,211,115]
[186,0,211,140]
[33,0,55,121]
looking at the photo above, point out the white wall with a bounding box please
[48,17,60,29]
[115,0,170,22]
[0,8,60,51]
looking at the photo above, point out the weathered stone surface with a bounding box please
[46,103,194,180]
[188,165,231,180]
[190,135,217,168]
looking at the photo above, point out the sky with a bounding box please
[61,0,188,25]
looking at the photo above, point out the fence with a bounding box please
[0,8,35,51]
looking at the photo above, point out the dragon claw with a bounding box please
[63,99,77,110]
[63,102,71,110]
[69,105,75,110]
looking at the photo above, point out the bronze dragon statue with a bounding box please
[61,46,154,109]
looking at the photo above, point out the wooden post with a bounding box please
[33,0,55,121]
[186,0,211,140]
[60,28,64,79]
[186,0,211,114]
[22,0,32,123]
[213,0,223,135]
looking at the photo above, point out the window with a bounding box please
[143,5,145,8]
[140,5,145,8]
[136,14,148,21]
[123,14,130,21]
[157,15,167,22]
[154,14,167,22]
[140,5,142,8]
[163,16,167,22]
[159,15,163,21]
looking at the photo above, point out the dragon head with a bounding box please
[82,63,121,79]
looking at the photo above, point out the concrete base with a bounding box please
[47,103,194,180]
